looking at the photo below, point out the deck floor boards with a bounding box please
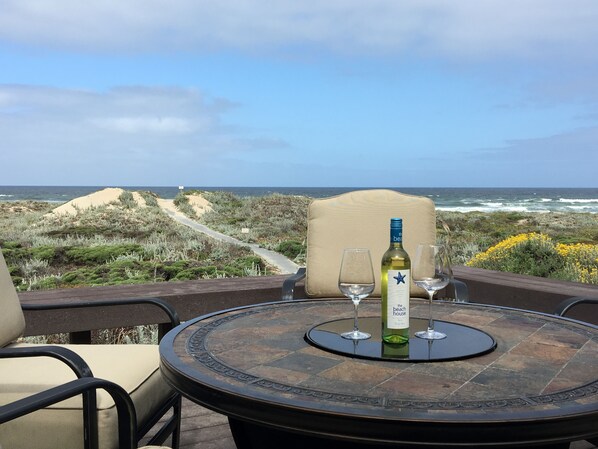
[164,398,596,449]
[178,398,236,449]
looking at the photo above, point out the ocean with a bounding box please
[1,186,598,214]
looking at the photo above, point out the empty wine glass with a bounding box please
[413,244,451,340]
[338,248,375,340]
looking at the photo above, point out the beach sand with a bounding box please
[49,187,137,215]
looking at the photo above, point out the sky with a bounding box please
[1,1,597,188]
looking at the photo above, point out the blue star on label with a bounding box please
[393,272,406,284]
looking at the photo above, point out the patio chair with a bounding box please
[0,377,171,449]
[554,296,598,318]
[0,248,181,449]
[282,189,468,301]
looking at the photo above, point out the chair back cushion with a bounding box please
[305,189,436,298]
[0,249,26,346]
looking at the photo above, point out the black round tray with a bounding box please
[305,317,496,362]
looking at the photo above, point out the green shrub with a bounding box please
[65,244,144,264]
[276,240,305,260]
[173,192,197,218]
[30,246,56,261]
[0,241,22,250]
[138,191,159,207]
[28,275,61,290]
[173,266,218,280]
[119,191,137,209]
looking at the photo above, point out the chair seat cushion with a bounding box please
[0,343,174,449]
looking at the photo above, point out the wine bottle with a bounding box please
[381,218,411,344]
[381,341,409,359]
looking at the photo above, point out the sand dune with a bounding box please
[49,187,212,218]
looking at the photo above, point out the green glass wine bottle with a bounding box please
[381,218,411,344]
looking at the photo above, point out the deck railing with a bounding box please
[17,267,598,339]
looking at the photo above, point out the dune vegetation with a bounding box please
[0,194,264,292]
[2,191,598,295]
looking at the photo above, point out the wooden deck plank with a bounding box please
[172,398,595,449]
[145,397,598,449]
[178,398,236,449]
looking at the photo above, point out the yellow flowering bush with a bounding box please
[556,243,598,284]
[467,233,598,284]
[466,233,565,278]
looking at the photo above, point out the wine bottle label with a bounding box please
[386,269,410,329]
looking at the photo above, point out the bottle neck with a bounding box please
[390,227,403,247]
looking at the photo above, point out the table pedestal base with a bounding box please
[228,418,572,449]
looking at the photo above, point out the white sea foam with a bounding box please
[566,205,595,211]
[437,205,548,213]
[559,198,598,203]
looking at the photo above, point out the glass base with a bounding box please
[415,330,447,340]
[341,330,371,340]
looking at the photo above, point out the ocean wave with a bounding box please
[559,198,598,203]
[565,205,598,211]
[437,206,551,213]
[0,194,14,197]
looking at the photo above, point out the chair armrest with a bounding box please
[438,278,469,302]
[282,267,306,301]
[554,296,598,317]
[452,278,469,302]
[0,377,137,449]
[21,296,180,330]
[0,345,93,377]
[0,345,99,448]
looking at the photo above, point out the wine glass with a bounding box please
[413,244,451,340]
[338,248,375,340]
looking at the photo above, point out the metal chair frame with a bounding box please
[1,296,181,449]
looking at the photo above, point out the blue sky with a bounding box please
[1,1,597,187]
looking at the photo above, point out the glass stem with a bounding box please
[427,291,435,334]
[352,299,359,333]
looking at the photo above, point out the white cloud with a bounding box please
[90,116,196,134]
[0,84,287,184]
[1,1,597,62]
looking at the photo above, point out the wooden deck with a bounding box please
[172,397,597,449]
[179,399,236,449]
[16,271,598,448]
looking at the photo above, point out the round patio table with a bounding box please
[159,298,598,449]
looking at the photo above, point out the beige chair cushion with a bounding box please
[0,249,26,346]
[305,189,436,298]
[0,343,174,449]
